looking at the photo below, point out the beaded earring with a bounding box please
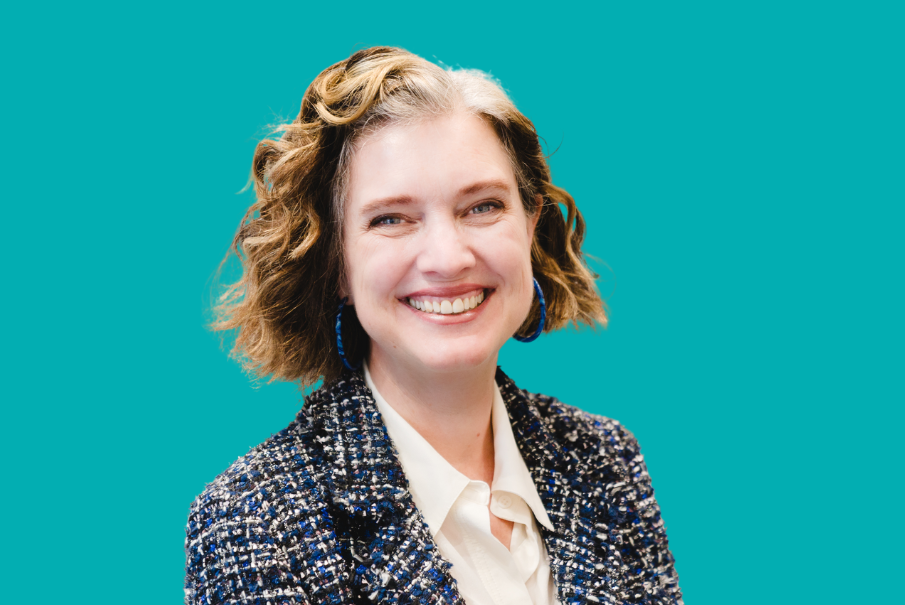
[513,278,546,343]
[335,297,361,371]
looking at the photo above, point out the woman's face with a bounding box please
[343,112,539,375]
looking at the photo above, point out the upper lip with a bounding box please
[401,284,490,298]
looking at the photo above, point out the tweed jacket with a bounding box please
[184,368,683,605]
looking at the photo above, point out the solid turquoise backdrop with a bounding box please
[3,1,902,603]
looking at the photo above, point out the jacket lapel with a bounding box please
[318,368,630,604]
[320,370,465,604]
[496,369,626,605]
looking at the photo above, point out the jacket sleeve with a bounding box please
[610,422,684,605]
[183,490,315,605]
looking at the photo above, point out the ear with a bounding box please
[527,194,542,241]
[338,273,354,305]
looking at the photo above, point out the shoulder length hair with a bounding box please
[211,46,608,388]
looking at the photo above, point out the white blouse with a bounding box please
[364,363,561,605]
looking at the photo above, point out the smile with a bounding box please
[405,289,487,315]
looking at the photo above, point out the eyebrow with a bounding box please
[358,195,417,216]
[358,179,513,216]
[457,178,513,197]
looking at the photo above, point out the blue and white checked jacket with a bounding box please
[184,368,683,604]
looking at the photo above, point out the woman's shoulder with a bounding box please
[498,369,646,467]
[187,393,331,514]
[183,390,345,604]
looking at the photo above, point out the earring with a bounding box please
[335,297,361,371]
[513,278,546,343]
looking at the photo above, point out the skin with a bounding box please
[342,111,540,550]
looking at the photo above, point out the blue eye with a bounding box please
[471,202,500,215]
[372,215,403,226]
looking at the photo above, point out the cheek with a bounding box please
[346,238,410,307]
[482,226,534,280]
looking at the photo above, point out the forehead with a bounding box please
[346,112,517,211]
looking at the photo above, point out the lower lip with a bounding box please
[400,289,493,324]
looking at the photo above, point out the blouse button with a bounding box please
[497,494,513,508]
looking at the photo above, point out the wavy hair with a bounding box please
[211,46,608,388]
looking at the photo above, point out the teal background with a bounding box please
[3,1,902,603]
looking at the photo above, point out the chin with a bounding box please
[413,340,498,373]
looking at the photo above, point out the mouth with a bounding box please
[403,288,490,316]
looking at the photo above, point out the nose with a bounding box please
[415,218,476,278]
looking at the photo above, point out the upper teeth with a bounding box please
[407,291,485,315]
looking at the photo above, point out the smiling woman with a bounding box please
[185,46,683,605]
[344,113,539,376]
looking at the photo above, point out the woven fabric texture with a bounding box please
[184,368,683,604]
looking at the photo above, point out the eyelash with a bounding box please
[368,200,503,228]
[471,201,503,214]
[371,215,404,227]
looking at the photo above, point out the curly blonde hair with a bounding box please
[211,46,608,388]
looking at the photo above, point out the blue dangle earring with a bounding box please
[335,297,362,371]
[513,278,546,343]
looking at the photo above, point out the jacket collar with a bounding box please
[317,367,619,604]
[496,369,619,604]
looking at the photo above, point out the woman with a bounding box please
[185,46,682,605]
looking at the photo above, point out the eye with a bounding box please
[470,201,502,215]
[371,215,404,227]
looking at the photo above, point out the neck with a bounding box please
[367,348,497,484]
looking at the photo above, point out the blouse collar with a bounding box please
[363,362,554,536]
